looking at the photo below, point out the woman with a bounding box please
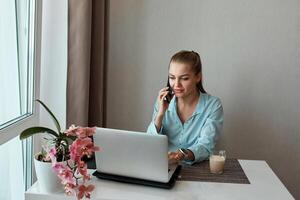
[147,50,224,164]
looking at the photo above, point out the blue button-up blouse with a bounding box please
[147,92,224,164]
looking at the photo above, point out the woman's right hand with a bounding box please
[156,87,171,117]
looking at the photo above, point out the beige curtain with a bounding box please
[67,0,108,128]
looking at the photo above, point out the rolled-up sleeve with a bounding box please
[186,100,224,164]
[147,102,163,135]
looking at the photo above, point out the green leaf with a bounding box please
[20,127,59,140]
[36,99,61,133]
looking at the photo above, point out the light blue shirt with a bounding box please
[147,92,224,164]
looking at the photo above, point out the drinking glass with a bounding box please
[209,150,226,174]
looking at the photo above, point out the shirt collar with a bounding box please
[193,92,205,115]
[167,91,205,116]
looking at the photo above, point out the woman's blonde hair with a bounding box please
[169,50,206,93]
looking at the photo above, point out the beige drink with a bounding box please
[209,155,225,174]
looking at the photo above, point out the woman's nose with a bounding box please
[174,79,181,87]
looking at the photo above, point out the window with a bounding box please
[0,0,41,199]
[0,137,26,200]
[0,0,36,136]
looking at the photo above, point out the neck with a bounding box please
[177,89,200,107]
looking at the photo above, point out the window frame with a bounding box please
[0,0,42,146]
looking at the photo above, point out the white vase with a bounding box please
[34,157,63,193]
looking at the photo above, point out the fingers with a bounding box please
[159,87,169,93]
[156,87,171,116]
[175,152,184,160]
[160,91,169,101]
[158,87,169,101]
[168,152,178,165]
[168,151,184,162]
[168,152,176,161]
[158,87,169,97]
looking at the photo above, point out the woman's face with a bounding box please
[168,61,201,98]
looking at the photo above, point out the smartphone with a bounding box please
[163,79,174,103]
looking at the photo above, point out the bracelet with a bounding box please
[179,148,189,160]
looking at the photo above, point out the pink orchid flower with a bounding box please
[69,138,100,162]
[48,147,57,162]
[77,184,95,200]
[76,161,90,182]
[65,126,96,139]
[69,139,83,162]
[64,125,80,136]
[52,162,66,173]
[64,183,76,196]
[58,168,76,185]
[76,127,96,139]
[42,146,56,162]
[50,124,100,200]
[81,138,100,157]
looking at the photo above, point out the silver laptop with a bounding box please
[94,127,177,183]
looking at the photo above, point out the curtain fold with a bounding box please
[88,0,108,127]
[67,0,108,128]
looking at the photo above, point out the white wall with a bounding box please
[35,0,67,158]
[107,0,300,198]
[39,0,67,130]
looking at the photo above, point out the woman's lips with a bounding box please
[174,89,184,93]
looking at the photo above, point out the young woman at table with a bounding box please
[147,50,224,164]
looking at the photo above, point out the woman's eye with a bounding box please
[169,77,175,80]
[182,78,189,81]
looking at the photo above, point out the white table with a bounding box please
[25,160,294,200]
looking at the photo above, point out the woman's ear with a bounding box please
[196,73,202,83]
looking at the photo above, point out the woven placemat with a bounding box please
[177,158,250,184]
